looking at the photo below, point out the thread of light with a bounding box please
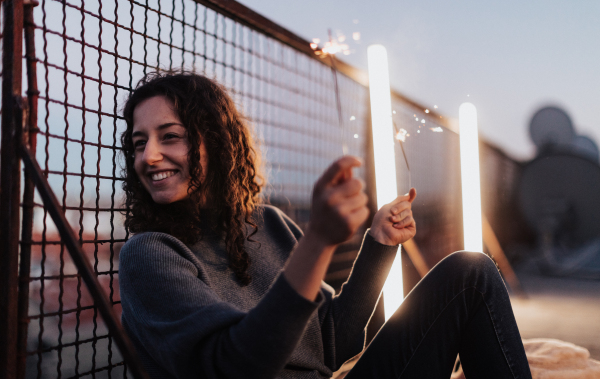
[367,44,403,321]
[459,103,483,252]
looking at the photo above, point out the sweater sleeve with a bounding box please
[119,232,323,379]
[326,230,399,368]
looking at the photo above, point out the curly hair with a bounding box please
[121,72,264,285]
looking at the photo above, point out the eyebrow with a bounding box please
[131,122,184,139]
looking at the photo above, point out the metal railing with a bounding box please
[0,0,522,378]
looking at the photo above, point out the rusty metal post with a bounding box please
[16,2,40,378]
[0,0,25,378]
[19,146,150,379]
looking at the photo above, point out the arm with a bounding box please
[328,188,418,366]
[119,233,322,379]
[283,156,370,301]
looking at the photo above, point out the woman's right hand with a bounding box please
[305,156,370,247]
[284,156,369,300]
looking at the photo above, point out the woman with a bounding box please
[119,72,532,378]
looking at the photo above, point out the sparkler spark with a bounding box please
[310,27,362,155]
[430,127,443,132]
[321,40,350,55]
[395,128,408,142]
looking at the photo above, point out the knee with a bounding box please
[440,251,499,278]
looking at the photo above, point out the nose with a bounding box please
[141,138,162,165]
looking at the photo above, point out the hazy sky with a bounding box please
[237,0,600,160]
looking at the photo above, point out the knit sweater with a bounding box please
[119,204,398,378]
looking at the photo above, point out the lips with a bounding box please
[149,170,178,181]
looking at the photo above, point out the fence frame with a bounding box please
[0,0,25,377]
[0,0,149,378]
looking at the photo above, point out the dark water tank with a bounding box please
[519,154,600,247]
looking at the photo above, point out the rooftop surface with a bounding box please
[510,271,600,360]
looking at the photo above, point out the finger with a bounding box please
[398,222,417,235]
[390,209,412,223]
[338,192,369,214]
[407,187,417,203]
[349,205,370,228]
[394,222,415,236]
[334,178,365,198]
[324,180,365,209]
[393,215,415,229]
[387,187,417,208]
[390,201,412,215]
[317,156,362,189]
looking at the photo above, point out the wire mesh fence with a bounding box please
[0,0,523,377]
[22,0,367,377]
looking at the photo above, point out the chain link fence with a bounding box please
[0,0,522,377]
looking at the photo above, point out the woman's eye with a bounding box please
[163,133,180,140]
[133,140,146,149]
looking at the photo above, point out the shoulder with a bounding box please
[256,204,304,241]
[120,232,201,277]
[123,231,191,250]
[121,232,192,259]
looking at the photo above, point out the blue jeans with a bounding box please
[345,251,532,379]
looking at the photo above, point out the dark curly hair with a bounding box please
[121,72,264,285]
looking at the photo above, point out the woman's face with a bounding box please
[131,96,208,204]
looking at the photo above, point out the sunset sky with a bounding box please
[238,0,600,160]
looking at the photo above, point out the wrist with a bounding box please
[367,228,398,246]
[303,226,338,252]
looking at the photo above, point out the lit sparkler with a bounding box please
[311,29,350,155]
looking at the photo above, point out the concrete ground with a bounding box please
[510,271,600,360]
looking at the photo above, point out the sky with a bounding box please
[237,0,600,161]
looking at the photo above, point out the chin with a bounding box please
[151,193,187,204]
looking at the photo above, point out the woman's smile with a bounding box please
[149,170,178,182]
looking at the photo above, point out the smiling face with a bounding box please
[132,96,208,204]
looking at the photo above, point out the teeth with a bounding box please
[151,171,176,181]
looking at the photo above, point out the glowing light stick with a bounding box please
[459,103,483,252]
[367,44,403,320]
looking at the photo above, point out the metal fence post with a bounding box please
[16,2,40,378]
[0,0,25,377]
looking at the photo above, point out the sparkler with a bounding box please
[393,123,412,190]
[311,31,351,155]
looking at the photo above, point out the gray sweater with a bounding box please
[119,205,398,378]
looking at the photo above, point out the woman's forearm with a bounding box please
[283,229,337,301]
[284,156,369,301]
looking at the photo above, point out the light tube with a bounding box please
[459,103,483,252]
[368,44,403,320]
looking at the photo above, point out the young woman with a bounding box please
[119,72,532,379]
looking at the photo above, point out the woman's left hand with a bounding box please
[369,188,417,246]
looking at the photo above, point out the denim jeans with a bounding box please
[345,251,532,379]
